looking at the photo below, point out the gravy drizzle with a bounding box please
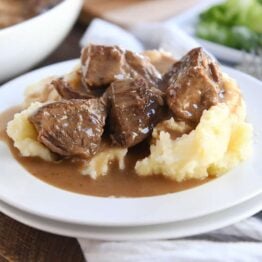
[0,107,210,197]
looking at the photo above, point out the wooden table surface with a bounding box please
[0,23,86,262]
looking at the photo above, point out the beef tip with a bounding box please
[52,78,93,100]
[164,47,224,124]
[125,50,162,87]
[81,44,162,90]
[52,68,104,100]
[29,99,107,159]
[81,45,125,89]
[106,77,164,148]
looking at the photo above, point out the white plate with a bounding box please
[0,194,261,241]
[168,0,248,63]
[0,60,262,227]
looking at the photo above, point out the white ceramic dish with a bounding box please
[168,0,247,63]
[0,60,262,227]
[0,0,83,82]
[0,194,261,240]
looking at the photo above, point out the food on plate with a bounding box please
[2,44,253,197]
[142,50,176,75]
[164,47,223,124]
[196,0,262,51]
[23,77,61,107]
[52,66,95,100]
[29,99,107,159]
[6,102,54,161]
[0,0,61,29]
[81,45,162,89]
[81,147,128,179]
[105,77,163,147]
[135,101,251,182]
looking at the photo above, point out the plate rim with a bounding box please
[0,194,261,240]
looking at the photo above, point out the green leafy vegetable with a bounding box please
[196,0,262,51]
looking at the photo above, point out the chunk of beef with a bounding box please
[81,45,125,89]
[125,50,162,87]
[52,68,104,100]
[106,77,164,147]
[52,78,93,100]
[164,47,224,124]
[29,99,107,159]
[81,44,162,90]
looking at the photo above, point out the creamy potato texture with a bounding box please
[135,75,253,181]
[6,102,54,162]
[24,77,61,108]
[81,148,128,179]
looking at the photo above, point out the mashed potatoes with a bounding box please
[135,75,253,182]
[143,50,175,75]
[23,65,82,108]
[6,102,54,161]
[23,77,61,108]
[81,148,128,179]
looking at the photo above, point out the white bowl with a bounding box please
[0,0,83,82]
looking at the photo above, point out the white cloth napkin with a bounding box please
[79,19,262,261]
[78,217,262,262]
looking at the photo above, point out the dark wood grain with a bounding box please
[0,213,85,262]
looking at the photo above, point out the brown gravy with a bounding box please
[0,107,210,197]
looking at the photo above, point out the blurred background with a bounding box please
[0,0,261,82]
